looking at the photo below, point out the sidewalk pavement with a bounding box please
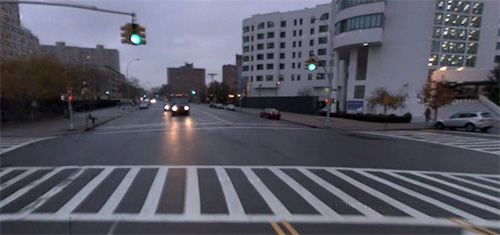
[239,107,433,131]
[1,106,136,138]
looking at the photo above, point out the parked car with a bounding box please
[225,104,236,111]
[260,108,281,120]
[435,112,495,132]
[216,103,224,109]
[209,103,216,108]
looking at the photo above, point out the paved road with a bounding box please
[1,103,499,234]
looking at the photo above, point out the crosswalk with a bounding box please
[0,137,54,155]
[359,131,500,156]
[0,165,499,229]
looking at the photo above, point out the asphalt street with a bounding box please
[1,103,499,234]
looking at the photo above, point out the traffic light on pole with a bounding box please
[191,90,197,95]
[305,57,319,71]
[120,23,146,45]
[120,23,132,44]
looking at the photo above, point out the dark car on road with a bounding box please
[260,108,281,120]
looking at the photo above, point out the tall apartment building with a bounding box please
[223,64,238,94]
[167,63,206,95]
[242,3,332,99]
[242,0,499,119]
[0,0,40,59]
[40,42,120,71]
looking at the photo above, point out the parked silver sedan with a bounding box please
[435,112,496,132]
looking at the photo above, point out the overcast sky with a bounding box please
[19,0,330,89]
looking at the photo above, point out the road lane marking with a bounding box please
[0,137,55,155]
[92,126,319,135]
[282,220,300,235]
[140,168,167,216]
[242,167,291,217]
[354,171,484,221]
[0,168,63,208]
[448,218,499,235]
[440,175,500,193]
[194,108,232,124]
[56,168,113,216]
[468,175,500,186]
[0,168,37,189]
[270,221,286,235]
[99,168,139,214]
[215,167,245,216]
[185,167,200,216]
[332,169,432,221]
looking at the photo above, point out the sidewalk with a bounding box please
[1,106,135,137]
[239,107,433,131]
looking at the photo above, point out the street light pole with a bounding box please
[126,58,140,99]
[208,73,218,103]
[275,81,280,97]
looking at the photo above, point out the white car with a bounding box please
[435,112,495,132]
[225,104,236,111]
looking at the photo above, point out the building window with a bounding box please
[433,27,442,38]
[310,40,314,46]
[319,25,328,33]
[280,63,285,69]
[319,13,329,21]
[443,27,468,40]
[496,42,500,50]
[281,21,286,27]
[298,41,302,47]
[428,54,438,66]
[250,76,253,82]
[243,46,249,52]
[257,44,264,50]
[280,42,286,49]
[310,28,315,34]
[258,23,265,29]
[354,86,365,99]
[267,53,274,59]
[441,41,465,53]
[280,53,285,59]
[279,74,284,81]
[294,19,297,26]
[292,63,295,69]
[298,62,301,69]
[297,75,301,81]
[292,52,296,58]
[267,32,275,39]
[267,42,274,49]
[317,73,325,80]
[293,30,297,37]
[243,26,250,33]
[309,51,314,56]
[467,43,478,54]
[337,0,383,11]
[465,55,476,67]
[256,75,263,81]
[291,75,295,81]
[243,56,249,62]
[266,64,274,70]
[299,30,302,36]
[299,18,303,25]
[318,37,328,44]
[257,33,264,40]
[242,66,249,71]
[431,40,440,52]
[318,48,327,56]
[435,13,443,24]
[257,64,264,70]
[280,32,286,38]
[319,60,326,67]
[243,36,250,42]
[472,2,483,14]
[251,25,254,31]
[257,54,264,60]
[335,13,383,35]
[311,17,316,24]
[308,74,312,80]
[298,52,302,58]
[494,55,499,63]
[267,21,275,28]
[439,54,464,66]
[266,75,273,81]
[293,41,296,48]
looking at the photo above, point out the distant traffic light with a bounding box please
[191,90,197,95]
[305,57,319,71]
[120,23,146,45]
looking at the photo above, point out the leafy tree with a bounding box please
[484,63,499,105]
[419,78,455,122]
[367,87,407,115]
[207,81,231,103]
[1,55,69,100]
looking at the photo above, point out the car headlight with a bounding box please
[164,105,170,110]
[171,106,178,112]
[184,106,190,111]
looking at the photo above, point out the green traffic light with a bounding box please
[130,34,141,45]
[308,63,316,71]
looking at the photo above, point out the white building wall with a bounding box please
[242,4,333,99]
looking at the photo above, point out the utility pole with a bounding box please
[208,73,218,103]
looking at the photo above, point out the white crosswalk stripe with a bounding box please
[359,131,500,155]
[0,137,54,155]
[0,165,498,229]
